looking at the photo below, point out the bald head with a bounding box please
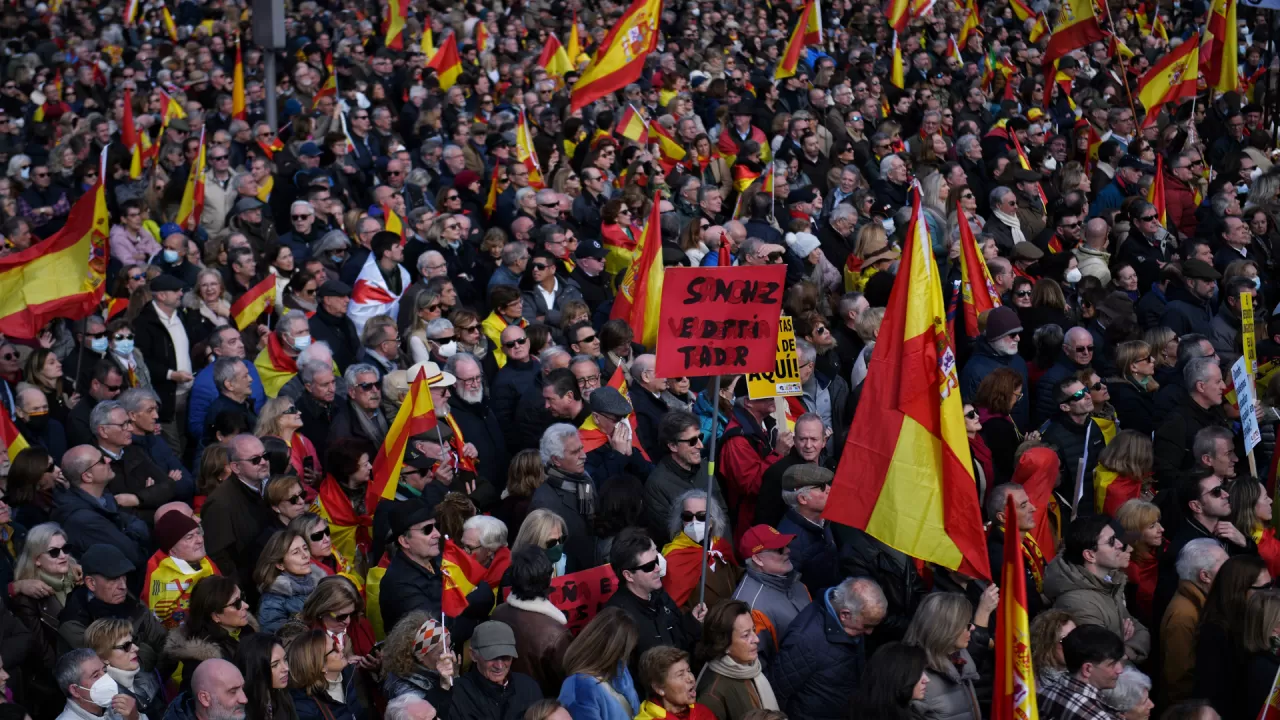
[1085,218,1110,249]
[61,445,103,485]
[155,501,196,524]
[192,659,247,720]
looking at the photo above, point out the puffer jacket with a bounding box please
[911,650,981,720]
[731,566,811,653]
[257,566,325,632]
[767,588,866,720]
[1042,557,1150,662]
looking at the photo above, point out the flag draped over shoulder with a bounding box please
[569,0,662,111]
[1042,0,1106,69]
[579,366,649,458]
[1137,35,1199,118]
[993,494,1039,720]
[349,253,407,335]
[366,367,437,512]
[0,172,110,340]
[610,193,664,347]
[825,187,991,581]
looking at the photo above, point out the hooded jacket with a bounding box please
[1042,557,1150,662]
[959,339,1030,428]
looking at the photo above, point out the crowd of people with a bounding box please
[0,0,1277,718]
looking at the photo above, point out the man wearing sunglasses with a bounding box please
[60,545,168,673]
[605,527,704,678]
[381,501,452,633]
[202,434,274,593]
[1033,327,1098,425]
[1114,198,1177,293]
[1046,516,1150,663]
[1041,378,1107,514]
[52,445,151,576]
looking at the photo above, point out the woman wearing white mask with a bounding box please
[85,619,165,720]
[661,489,739,612]
[103,319,152,391]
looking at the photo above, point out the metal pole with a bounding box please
[264,50,278,132]
[697,374,723,606]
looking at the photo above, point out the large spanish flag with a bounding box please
[0,405,30,461]
[569,0,661,111]
[176,128,207,232]
[1137,34,1199,119]
[426,33,462,90]
[825,187,991,581]
[232,39,246,121]
[992,493,1039,720]
[1042,0,1106,70]
[775,0,822,80]
[474,22,490,52]
[0,171,109,339]
[229,275,275,330]
[609,192,664,348]
[366,366,437,512]
[516,109,545,189]
[956,204,1001,340]
[958,0,980,47]
[885,0,911,33]
[1201,0,1238,93]
[1147,155,1168,227]
[254,332,299,398]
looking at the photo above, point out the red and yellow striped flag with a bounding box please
[650,121,687,173]
[567,10,582,62]
[384,0,407,50]
[993,493,1040,720]
[366,367,437,511]
[124,0,139,25]
[312,73,337,110]
[732,164,761,193]
[0,405,29,462]
[1201,0,1238,93]
[569,0,661,111]
[0,163,110,340]
[382,204,406,244]
[579,366,649,458]
[538,33,574,80]
[1137,34,1199,120]
[1148,155,1168,227]
[775,0,822,80]
[441,538,485,616]
[232,38,246,121]
[122,88,142,179]
[615,105,649,144]
[1009,0,1033,20]
[609,192,664,347]
[483,165,500,219]
[176,128,207,232]
[1043,0,1106,70]
[885,0,911,33]
[229,275,275,330]
[956,201,1001,340]
[158,88,186,122]
[162,6,178,41]
[105,296,129,321]
[890,32,905,88]
[474,21,490,52]
[516,109,545,189]
[1010,133,1047,207]
[958,0,980,46]
[421,26,435,59]
[426,33,462,90]
[825,186,991,581]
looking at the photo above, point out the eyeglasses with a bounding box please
[1089,381,1106,391]
[310,526,332,542]
[964,410,978,419]
[282,405,301,415]
[1064,388,1089,402]
[673,435,703,446]
[503,337,529,349]
[292,214,313,220]
[1139,215,1159,222]
[211,155,229,161]
[458,324,480,332]
[225,596,247,610]
[1202,484,1229,499]
[544,536,563,549]
[531,263,552,271]
[355,382,379,391]
[237,453,268,465]
[45,545,65,558]
[576,333,598,344]
[328,611,354,623]
[681,511,707,522]
[1098,533,1126,550]
[1073,345,1095,353]
[1014,290,1032,298]
[284,492,307,505]
[113,640,137,652]
[431,336,456,344]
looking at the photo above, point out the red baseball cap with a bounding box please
[738,524,796,560]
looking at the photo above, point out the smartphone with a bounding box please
[303,456,314,476]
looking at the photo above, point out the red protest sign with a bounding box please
[655,265,786,378]
[503,564,619,634]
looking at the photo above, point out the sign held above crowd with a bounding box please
[655,265,787,378]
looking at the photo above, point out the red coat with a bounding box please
[1164,172,1199,239]
[1258,527,1280,579]
[1126,553,1159,625]
[720,413,785,545]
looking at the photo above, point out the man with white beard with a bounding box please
[429,355,503,510]
[958,306,1031,428]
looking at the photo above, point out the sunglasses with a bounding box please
[576,333,598,344]
[225,596,248,610]
[1139,215,1159,222]
[1014,291,1032,298]
[680,511,707,522]
[238,453,268,465]
[630,558,660,573]
[355,382,379,391]
[544,537,563,549]
[113,640,137,652]
[673,436,703,446]
[964,410,978,419]
[282,405,300,415]
[46,545,66,558]
[310,526,332,542]
[1089,381,1106,391]
[284,492,307,505]
[503,337,529,349]
[1073,346,1095,353]
[531,263,552,271]
[328,611,354,623]
[292,214,313,220]
[1203,484,1229,499]
[1064,388,1089,403]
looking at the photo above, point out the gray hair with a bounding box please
[879,154,903,175]
[501,242,528,265]
[233,173,256,193]
[278,309,310,337]
[343,363,379,386]
[831,204,857,223]
[212,357,242,393]
[385,695,434,720]
[1184,356,1220,392]
[462,515,508,550]
[425,318,453,338]
[290,200,314,215]
[90,400,124,433]
[444,353,482,385]
[1099,667,1152,712]
[956,134,980,156]
[417,250,446,274]
[55,648,100,697]
[117,387,159,414]
[830,576,887,616]
[539,346,571,367]
[1175,538,1228,582]
[515,187,536,204]
[1192,425,1234,463]
[667,489,729,539]
[536,189,558,206]
[795,339,817,366]
[984,483,1025,523]
[539,423,580,465]
[990,186,1014,209]
[296,340,333,367]
[629,354,656,386]
[299,360,333,385]
[1211,192,1233,218]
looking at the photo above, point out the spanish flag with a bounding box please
[1147,155,1169,227]
[105,296,129,321]
[885,0,911,33]
[890,32,905,89]
[474,21,490,52]
[1042,0,1106,70]
[825,186,991,581]
[774,0,822,80]
[257,133,285,160]
[441,539,488,617]
[254,332,300,398]
[955,202,1001,340]
[1028,14,1049,43]
[122,88,142,179]
[232,38,246,121]
[1200,0,1238,93]
[366,366,436,512]
[229,275,275,330]
[427,33,462,90]
[1009,0,1033,21]
[732,164,761,193]
[538,33,574,81]
[1137,34,1199,119]
[483,165,500,219]
[992,493,1039,720]
[651,121,687,173]
[1153,13,1169,42]
[158,88,186,122]
[579,366,649,458]
[958,0,980,46]
[381,204,406,243]
[421,26,435,59]
[0,157,110,340]
[176,128,207,232]
[162,6,179,41]
[316,474,371,567]
[124,0,139,25]
[569,0,661,111]
[384,0,407,50]
[516,109,545,189]
[615,104,649,144]
[0,405,29,462]
[567,10,582,63]
[609,192,664,348]
[1010,132,1047,207]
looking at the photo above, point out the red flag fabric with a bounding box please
[992,493,1040,720]
[956,204,1001,340]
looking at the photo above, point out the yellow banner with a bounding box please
[1243,291,1257,378]
[747,315,802,398]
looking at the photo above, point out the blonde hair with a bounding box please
[1097,430,1153,480]
[1114,340,1158,391]
[286,629,333,695]
[84,618,133,659]
[903,592,974,673]
[513,509,568,554]
[15,522,79,581]
[255,396,298,438]
[1115,499,1161,560]
[1243,590,1280,653]
[562,607,637,680]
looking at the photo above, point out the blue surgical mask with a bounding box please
[330,253,346,264]
[293,335,312,352]
[113,339,135,356]
[162,249,180,263]
[90,337,109,353]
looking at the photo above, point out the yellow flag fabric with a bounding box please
[145,554,218,629]
[569,0,661,111]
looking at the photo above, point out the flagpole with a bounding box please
[1100,3,1141,125]
[697,372,722,607]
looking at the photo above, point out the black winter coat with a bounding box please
[450,396,509,495]
[448,667,542,720]
[308,308,362,373]
[604,588,701,681]
[379,550,443,634]
[1107,378,1159,436]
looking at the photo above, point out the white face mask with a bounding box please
[1065,267,1083,284]
[657,552,668,578]
[436,341,458,358]
[684,520,707,543]
[882,219,895,235]
[81,673,119,708]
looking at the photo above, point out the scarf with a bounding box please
[273,569,319,598]
[545,467,596,518]
[704,655,778,710]
[351,404,389,449]
[256,175,274,203]
[105,665,140,692]
[38,569,76,605]
[1023,534,1047,593]
[992,208,1028,247]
